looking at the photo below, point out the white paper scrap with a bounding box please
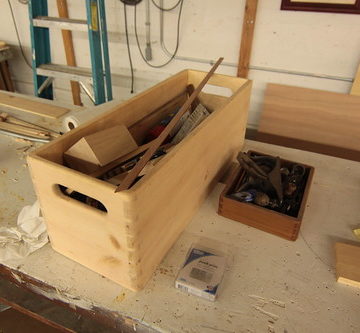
[0,201,48,261]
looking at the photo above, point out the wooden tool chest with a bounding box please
[27,70,252,290]
[218,152,314,241]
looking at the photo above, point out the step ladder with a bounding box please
[28,0,112,105]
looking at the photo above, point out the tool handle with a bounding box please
[115,57,224,192]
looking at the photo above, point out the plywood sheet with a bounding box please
[335,242,360,288]
[0,92,69,118]
[257,83,360,161]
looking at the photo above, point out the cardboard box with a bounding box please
[27,70,252,291]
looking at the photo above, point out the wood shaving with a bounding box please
[252,306,279,321]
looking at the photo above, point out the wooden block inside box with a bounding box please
[64,125,138,172]
[218,151,314,241]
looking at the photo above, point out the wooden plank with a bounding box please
[257,83,360,161]
[350,62,360,96]
[115,57,224,192]
[186,84,200,111]
[0,122,50,139]
[237,0,258,78]
[0,113,60,136]
[335,243,360,288]
[0,92,69,118]
[56,0,82,106]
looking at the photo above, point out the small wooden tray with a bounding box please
[218,151,314,241]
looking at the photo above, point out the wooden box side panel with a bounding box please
[27,155,140,290]
[130,80,252,288]
[198,92,228,113]
[188,71,249,94]
[33,70,189,164]
[296,165,314,222]
[219,196,300,241]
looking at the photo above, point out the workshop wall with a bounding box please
[1,0,360,128]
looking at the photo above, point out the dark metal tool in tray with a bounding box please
[230,152,308,217]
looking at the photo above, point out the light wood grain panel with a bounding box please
[335,242,360,288]
[237,0,258,78]
[0,92,69,118]
[27,155,136,288]
[258,83,360,157]
[56,0,82,106]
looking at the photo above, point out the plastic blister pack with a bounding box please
[175,240,228,301]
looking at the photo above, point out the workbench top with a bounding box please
[1,129,360,332]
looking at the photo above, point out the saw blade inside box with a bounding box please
[172,104,210,144]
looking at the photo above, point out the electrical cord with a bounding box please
[151,0,182,11]
[123,4,135,93]
[134,0,183,68]
[7,0,32,70]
